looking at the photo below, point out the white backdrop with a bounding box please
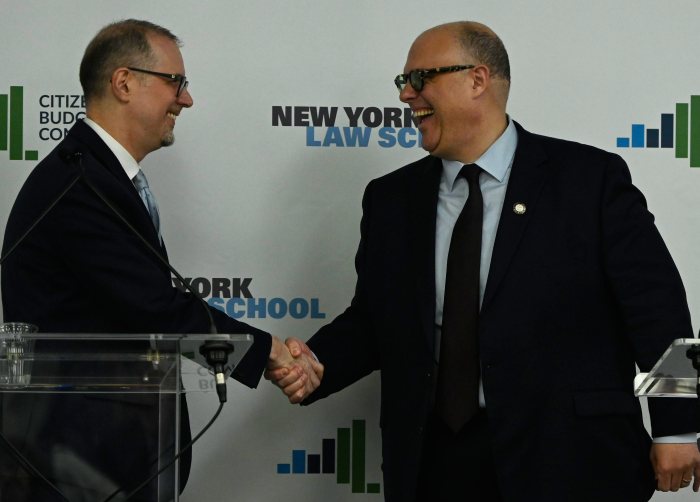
[2,1,700,500]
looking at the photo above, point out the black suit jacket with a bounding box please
[304,122,697,502]
[1,120,271,500]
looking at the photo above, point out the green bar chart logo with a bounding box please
[616,95,700,167]
[277,419,381,495]
[1,86,38,161]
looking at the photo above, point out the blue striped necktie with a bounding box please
[132,169,161,241]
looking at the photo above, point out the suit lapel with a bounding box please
[482,123,549,310]
[68,120,167,256]
[409,156,442,352]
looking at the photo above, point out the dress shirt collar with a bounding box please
[441,117,518,189]
[82,117,141,181]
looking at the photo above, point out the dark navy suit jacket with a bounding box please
[1,119,271,500]
[304,122,697,502]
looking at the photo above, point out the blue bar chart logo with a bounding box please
[276,419,381,495]
[616,95,700,167]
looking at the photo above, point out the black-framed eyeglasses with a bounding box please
[394,65,475,92]
[128,67,189,97]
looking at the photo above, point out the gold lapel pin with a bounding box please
[513,202,527,215]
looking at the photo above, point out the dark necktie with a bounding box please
[133,169,162,242]
[435,163,483,433]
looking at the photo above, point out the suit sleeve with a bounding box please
[600,153,697,436]
[303,181,381,403]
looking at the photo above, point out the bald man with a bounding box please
[270,21,700,502]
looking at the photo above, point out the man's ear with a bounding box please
[110,67,132,103]
[470,64,491,97]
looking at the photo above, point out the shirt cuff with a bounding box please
[653,433,698,444]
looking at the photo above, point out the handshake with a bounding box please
[265,337,324,404]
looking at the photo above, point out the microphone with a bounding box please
[199,341,233,403]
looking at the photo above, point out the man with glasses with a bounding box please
[1,19,319,501]
[269,20,700,501]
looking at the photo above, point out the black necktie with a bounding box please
[435,163,483,433]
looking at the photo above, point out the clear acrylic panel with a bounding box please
[634,338,700,397]
[0,332,252,501]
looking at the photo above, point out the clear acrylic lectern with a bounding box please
[634,338,700,398]
[0,332,252,502]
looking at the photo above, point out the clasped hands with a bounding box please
[266,336,323,403]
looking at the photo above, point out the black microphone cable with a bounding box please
[102,401,224,502]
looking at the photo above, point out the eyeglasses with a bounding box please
[394,65,475,92]
[128,67,189,97]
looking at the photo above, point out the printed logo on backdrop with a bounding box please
[272,105,421,148]
[172,277,326,320]
[0,85,85,163]
[615,94,700,167]
[276,418,381,496]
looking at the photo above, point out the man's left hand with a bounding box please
[651,442,700,492]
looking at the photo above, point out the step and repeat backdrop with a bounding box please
[2,1,700,500]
